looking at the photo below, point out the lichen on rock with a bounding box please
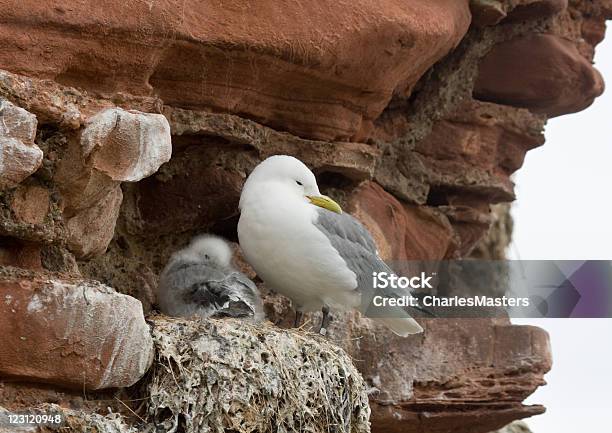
[146,316,371,433]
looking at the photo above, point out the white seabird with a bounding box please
[237,155,423,336]
[157,235,264,322]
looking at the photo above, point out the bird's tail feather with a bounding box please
[377,317,423,337]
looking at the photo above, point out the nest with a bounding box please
[62,410,137,433]
[145,316,370,433]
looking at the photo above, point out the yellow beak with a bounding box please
[307,195,343,214]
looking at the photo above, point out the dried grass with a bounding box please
[146,316,370,433]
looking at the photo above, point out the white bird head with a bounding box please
[239,155,343,214]
[182,235,233,267]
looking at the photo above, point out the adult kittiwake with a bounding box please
[237,155,423,336]
[157,235,264,322]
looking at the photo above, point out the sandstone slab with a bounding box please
[390,99,545,254]
[165,107,379,181]
[81,108,172,182]
[347,181,456,260]
[368,97,544,249]
[372,97,545,207]
[0,0,471,141]
[474,34,604,117]
[505,0,567,22]
[0,69,163,129]
[470,0,567,27]
[55,107,171,257]
[0,271,154,390]
[0,99,42,189]
[416,99,545,202]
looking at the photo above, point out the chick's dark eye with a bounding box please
[296,180,303,186]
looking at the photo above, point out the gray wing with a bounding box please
[216,271,265,322]
[159,261,263,321]
[313,210,393,295]
[314,209,432,318]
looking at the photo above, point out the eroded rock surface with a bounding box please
[0,0,471,141]
[0,99,42,189]
[346,319,550,433]
[0,0,610,432]
[475,34,605,116]
[0,270,154,390]
[54,107,171,257]
[347,181,456,260]
[81,108,172,183]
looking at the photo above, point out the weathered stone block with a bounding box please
[0,99,42,189]
[0,272,154,390]
[475,34,604,117]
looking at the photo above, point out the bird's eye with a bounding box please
[296,180,303,186]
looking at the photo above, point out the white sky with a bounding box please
[509,26,612,433]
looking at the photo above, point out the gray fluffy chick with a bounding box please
[156,235,264,322]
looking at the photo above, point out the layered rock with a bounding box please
[0,0,472,141]
[0,270,154,390]
[346,181,457,260]
[470,0,569,26]
[360,320,550,433]
[0,0,610,432]
[0,99,42,189]
[55,107,171,257]
[474,34,605,116]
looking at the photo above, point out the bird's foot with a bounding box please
[318,306,331,336]
[294,310,304,328]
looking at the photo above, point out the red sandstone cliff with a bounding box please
[1,1,610,432]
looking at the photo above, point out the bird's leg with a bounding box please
[294,310,304,328]
[318,306,331,336]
